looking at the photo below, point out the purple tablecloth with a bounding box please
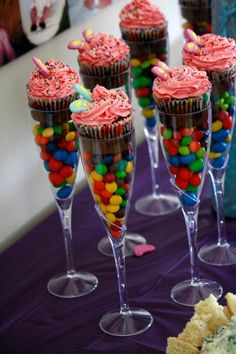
[1,141,236,354]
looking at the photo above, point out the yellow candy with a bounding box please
[107,205,120,213]
[109,195,122,206]
[105,213,116,223]
[94,193,101,203]
[66,171,76,184]
[130,58,141,67]
[32,124,40,135]
[91,170,103,181]
[42,127,54,138]
[125,161,133,173]
[209,151,221,159]
[62,123,69,131]
[65,131,76,141]
[226,134,232,143]
[100,203,107,214]
[150,57,160,66]
[142,107,155,118]
[212,120,222,132]
[105,182,117,193]
[89,175,94,186]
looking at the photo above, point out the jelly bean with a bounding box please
[65,131,76,141]
[209,152,221,159]
[53,150,68,162]
[178,146,190,155]
[189,173,201,186]
[150,57,159,66]
[169,139,180,148]
[107,205,120,213]
[142,107,155,118]
[60,165,73,178]
[125,161,133,173]
[176,177,188,190]
[181,192,197,207]
[168,156,180,166]
[146,117,156,128]
[57,186,73,199]
[222,103,229,111]
[100,203,107,213]
[94,193,102,203]
[101,196,109,205]
[222,116,233,129]
[189,159,204,172]
[132,67,143,77]
[181,128,193,137]
[180,153,196,166]
[113,153,122,162]
[66,171,76,184]
[138,97,152,108]
[229,105,235,116]
[222,92,229,100]
[189,141,201,153]
[196,147,206,159]
[210,156,225,169]
[32,124,40,135]
[42,127,54,138]
[173,131,182,140]
[167,145,178,156]
[211,142,227,153]
[226,96,235,105]
[116,170,127,179]
[65,141,76,152]
[163,128,172,139]
[226,134,232,143]
[49,172,64,186]
[181,137,192,146]
[130,58,141,67]
[105,182,117,194]
[95,163,107,176]
[212,120,222,132]
[35,135,49,145]
[48,157,63,172]
[212,129,230,142]
[40,151,51,161]
[177,167,192,180]
[64,152,78,167]
[218,110,229,121]
[136,88,151,98]
[192,131,203,141]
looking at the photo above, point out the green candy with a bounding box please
[132,67,143,77]
[203,93,209,105]
[37,126,44,134]
[189,158,204,172]
[196,147,206,159]
[181,137,192,146]
[115,187,126,196]
[68,121,77,131]
[75,140,79,151]
[53,124,62,135]
[222,92,229,99]
[133,76,152,89]
[141,60,151,69]
[95,163,107,176]
[138,97,152,107]
[116,170,127,179]
[121,199,127,207]
[216,98,224,106]
[226,96,236,105]
[163,128,172,139]
[178,146,190,155]
[187,185,198,193]
[221,103,229,111]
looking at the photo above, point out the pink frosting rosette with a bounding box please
[183,34,236,74]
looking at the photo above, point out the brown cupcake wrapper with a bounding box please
[78,55,130,77]
[154,90,211,114]
[120,23,168,42]
[28,92,78,112]
[206,64,236,82]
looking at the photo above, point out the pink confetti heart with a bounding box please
[134,244,156,257]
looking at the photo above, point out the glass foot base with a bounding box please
[198,242,236,266]
[134,193,180,217]
[99,307,153,336]
[171,279,223,307]
[47,271,98,298]
[97,233,147,257]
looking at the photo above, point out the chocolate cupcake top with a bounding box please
[183,33,236,72]
[27,58,80,100]
[71,85,132,126]
[119,0,166,29]
[68,31,130,67]
[153,65,211,100]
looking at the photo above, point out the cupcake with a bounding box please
[119,0,168,128]
[179,0,212,35]
[27,57,80,199]
[70,85,135,238]
[68,30,130,91]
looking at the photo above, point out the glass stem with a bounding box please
[209,168,227,246]
[144,126,160,197]
[183,208,200,285]
[56,200,76,276]
[112,240,130,315]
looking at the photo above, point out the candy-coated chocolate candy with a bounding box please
[141,60,151,69]
[181,136,192,146]
[103,173,115,183]
[101,196,110,205]
[42,127,54,138]
[83,29,93,42]
[211,142,228,153]
[181,192,197,207]
[95,163,107,176]
[189,141,201,153]
[35,135,49,145]
[183,41,200,54]
[100,203,107,213]
[142,107,154,118]
[91,170,103,182]
[222,115,233,129]
[138,97,152,107]
[179,153,195,165]
[168,156,180,166]
[65,131,75,141]
[120,200,127,208]
[226,96,235,105]
[94,180,105,191]
[107,205,120,213]
[57,186,73,199]
[60,165,73,178]
[118,160,128,171]
[221,103,229,111]
[186,185,198,193]
[177,167,192,180]
[106,213,116,223]
[64,152,78,166]
[209,151,221,160]
[94,193,102,203]
[192,130,203,141]
[115,187,126,196]
[229,105,235,116]
[189,158,204,172]
[32,56,50,77]
[116,170,127,179]
[136,87,151,98]
[167,144,178,156]
[67,40,85,52]
[212,120,223,132]
[196,147,206,159]
[49,172,64,186]
[105,182,117,194]
[53,150,68,161]
[150,57,160,66]
[110,195,122,206]
[181,127,193,137]
[212,129,230,142]
[132,67,143,78]
[178,146,190,155]
[169,166,179,175]
[169,139,180,148]
[48,157,63,172]
[210,156,225,168]
[52,124,62,135]
[65,140,76,152]
[176,177,188,190]
[113,153,122,162]
[125,161,133,173]
[74,83,92,102]
[163,128,172,139]
[32,124,40,135]
[130,58,141,67]
[115,208,126,218]
[218,110,229,121]
[226,134,232,143]
[189,173,201,186]
[66,171,76,184]
[122,152,134,161]
[40,151,51,161]
[46,142,57,153]
[173,131,182,140]
[44,161,50,172]
[145,117,156,128]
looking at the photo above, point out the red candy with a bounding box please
[169,166,179,175]
[181,128,193,137]
[177,167,192,180]
[103,173,115,183]
[219,110,229,121]
[167,145,178,156]
[49,172,64,186]
[40,151,51,161]
[94,181,105,191]
[175,177,188,190]
[48,157,63,172]
[173,131,182,140]
[65,141,76,152]
[135,88,151,97]
[223,115,233,129]
[189,173,201,186]
[192,130,203,141]
[189,141,201,153]
[60,165,73,178]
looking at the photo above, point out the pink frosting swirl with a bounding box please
[119,0,166,29]
[78,33,130,66]
[153,65,211,99]
[27,59,80,99]
[183,34,236,71]
[72,85,132,126]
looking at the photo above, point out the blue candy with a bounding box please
[211,142,228,153]
[53,150,68,161]
[64,152,78,167]
[179,153,196,165]
[46,142,57,153]
[212,129,230,142]
[56,186,73,199]
[122,152,134,161]
[168,155,180,167]
[44,160,50,171]
[210,156,225,169]
[146,117,156,128]
[229,104,235,116]
[103,155,113,164]
[181,192,197,207]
